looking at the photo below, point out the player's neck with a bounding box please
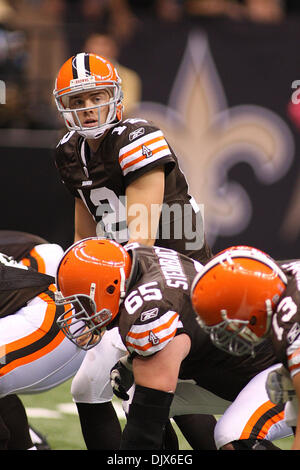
[86,128,110,152]
[87,135,105,152]
[87,138,100,152]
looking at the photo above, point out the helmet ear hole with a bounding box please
[106,285,115,294]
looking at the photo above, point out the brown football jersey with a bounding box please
[54,119,212,264]
[271,260,300,377]
[0,230,48,261]
[0,253,54,319]
[117,244,278,402]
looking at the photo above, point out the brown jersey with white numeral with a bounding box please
[117,244,277,402]
[54,119,212,264]
[270,260,300,378]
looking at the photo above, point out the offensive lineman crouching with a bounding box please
[190,245,300,449]
[0,231,85,449]
[55,238,292,450]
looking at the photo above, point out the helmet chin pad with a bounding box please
[77,126,110,139]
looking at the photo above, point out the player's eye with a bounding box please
[93,93,109,103]
[70,98,84,108]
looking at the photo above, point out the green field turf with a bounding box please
[20,379,293,450]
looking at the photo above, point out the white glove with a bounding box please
[266,366,295,404]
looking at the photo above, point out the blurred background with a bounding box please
[1,0,300,260]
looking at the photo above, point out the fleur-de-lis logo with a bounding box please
[130,32,294,245]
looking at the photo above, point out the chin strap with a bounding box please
[77,122,117,139]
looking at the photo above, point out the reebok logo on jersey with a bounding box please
[149,330,160,345]
[129,127,145,141]
[140,308,159,322]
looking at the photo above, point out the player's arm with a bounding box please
[74,198,97,243]
[120,333,191,449]
[125,167,165,246]
[133,333,190,392]
[291,372,300,449]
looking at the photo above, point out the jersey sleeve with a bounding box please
[271,262,300,378]
[54,131,81,198]
[125,308,184,357]
[117,121,175,187]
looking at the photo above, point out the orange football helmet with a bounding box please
[191,246,287,356]
[53,53,123,139]
[55,237,131,350]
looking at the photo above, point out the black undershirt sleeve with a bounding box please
[120,384,174,450]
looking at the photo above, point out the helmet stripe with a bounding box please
[71,55,78,79]
[84,53,91,75]
[76,53,88,78]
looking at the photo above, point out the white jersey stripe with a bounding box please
[125,310,183,356]
[119,130,164,157]
[287,341,300,377]
[128,310,179,334]
[122,148,171,176]
[119,138,169,170]
[127,338,170,356]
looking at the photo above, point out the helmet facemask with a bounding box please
[196,299,273,357]
[191,246,286,358]
[55,290,112,350]
[54,81,123,139]
[54,237,131,350]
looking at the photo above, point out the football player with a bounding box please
[0,230,65,449]
[55,238,292,450]
[53,52,211,261]
[0,229,64,278]
[53,52,215,449]
[0,231,85,449]
[191,245,300,450]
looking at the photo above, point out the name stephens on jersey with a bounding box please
[154,247,189,290]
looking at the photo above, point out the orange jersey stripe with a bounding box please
[21,258,30,268]
[126,329,177,352]
[0,328,66,376]
[122,145,169,171]
[288,363,300,372]
[0,285,67,376]
[127,312,179,340]
[239,400,281,440]
[2,287,56,356]
[258,410,284,439]
[119,136,165,164]
[30,247,46,273]
[20,247,46,273]
[288,347,300,361]
[287,347,300,372]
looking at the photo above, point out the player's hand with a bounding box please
[110,356,134,401]
[266,366,295,404]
